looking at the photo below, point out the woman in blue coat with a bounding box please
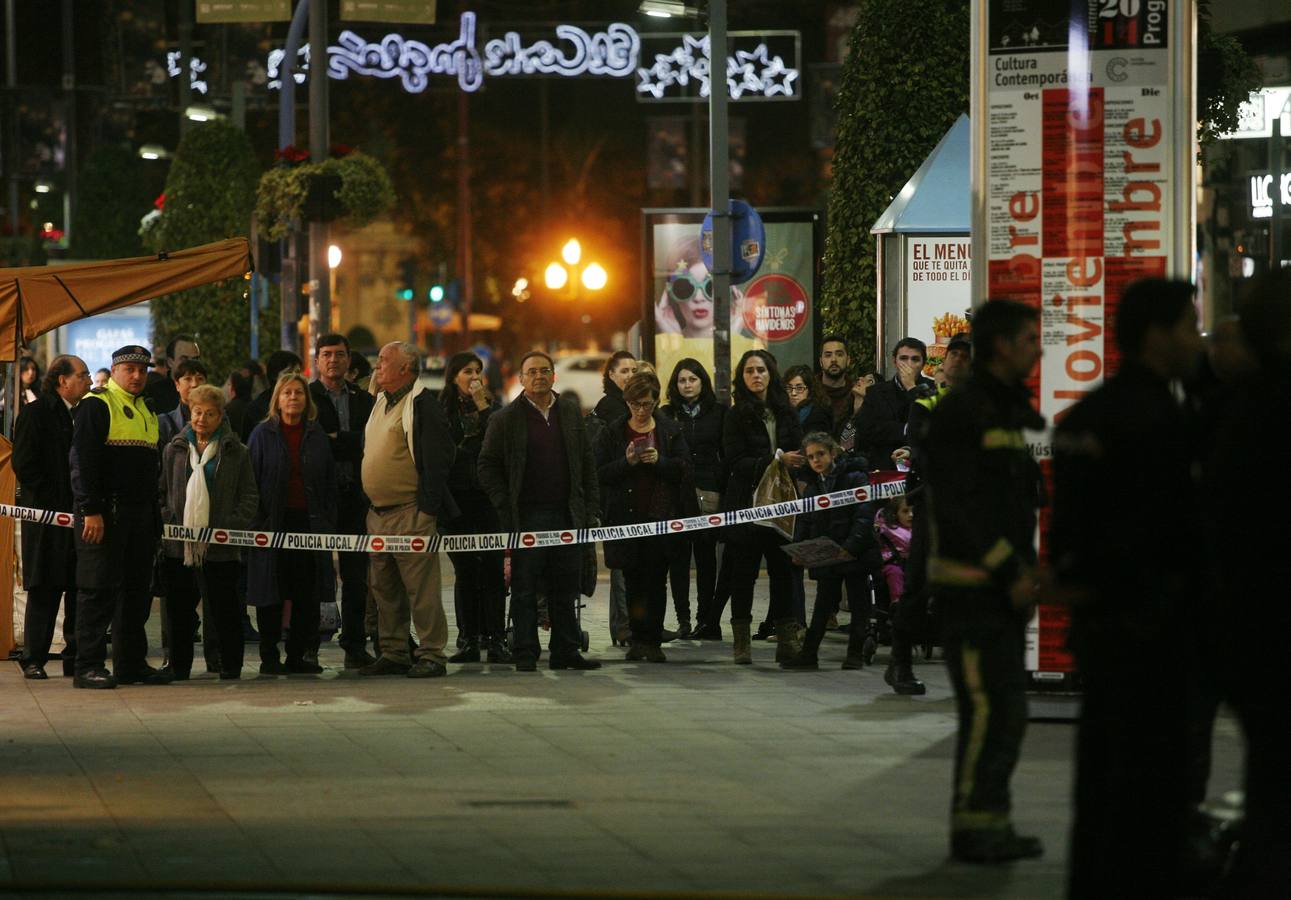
[246,373,338,675]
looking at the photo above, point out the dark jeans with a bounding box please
[511,505,582,663]
[162,556,220,676]
[22,585,76,671]
[624,540,671,644]
[1069,635,1193,898]
[259,510,320,665]
[202,562,244,675]
[726,529,794,625]
[74,503,157,677]
[670,533,716,626]
[941,587,1028,834]
[802,573,869,658]
[446,496,507,644]
[336,485,370,653]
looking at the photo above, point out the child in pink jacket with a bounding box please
[875,496,913,603]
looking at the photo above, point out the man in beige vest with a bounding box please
[358,342,458,678]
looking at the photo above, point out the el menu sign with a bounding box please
[971,0,1193,678]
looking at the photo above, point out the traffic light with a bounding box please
[396,257,417,301]
[429,283,445,303]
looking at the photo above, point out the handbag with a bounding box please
[751,459,798,540]
[695,488,721,514]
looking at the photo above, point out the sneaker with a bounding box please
[407,659,447,678]
[359,657,411,676]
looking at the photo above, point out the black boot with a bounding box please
[690,621,723,641]
[449,639,481,663]
[884,632,926,694]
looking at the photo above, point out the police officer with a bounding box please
[886,332,973,696]
[922,301,1045,864]
[70,345,172,689]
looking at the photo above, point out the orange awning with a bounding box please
[0,237,252,361]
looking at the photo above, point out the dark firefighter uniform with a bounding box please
[922,366,1045,861]
[1052,362,1202,898]
[70,346,167,685]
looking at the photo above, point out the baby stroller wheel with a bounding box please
[862,635,877,666]
[581,630,590,653]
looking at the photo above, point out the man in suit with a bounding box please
[477,350,601,672]
[309,333,377,668]
[14,355,90,679]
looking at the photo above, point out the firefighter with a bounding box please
[70,345,172,689]
[922,301,1046,864]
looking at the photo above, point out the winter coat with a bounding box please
[245,416,338,607]
[444,392,500,495]
[853,374,937,470]
[595,412,695,569]
[158,403,189,448]
[159,427,259,562]
[795,465,880,579]
[795,401,833,439]
[661,399,727,492]
[721,400,803,542]
[13,393,77,589]
[477,391,600,531]
[310,378,376,496]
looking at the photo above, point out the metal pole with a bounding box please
[458,89,473,338]
[307,0,330,365]
[61,0,76,245]
[5,0,20,239]
[278,0,309,353]
[708,0,731,403]
[969,0,987,308]
[1172,0,1197,283]
[1270,109,1283,271]
[250,272,261,361]
[178,0,193,135]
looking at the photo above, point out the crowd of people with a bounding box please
[9,271,1289,888]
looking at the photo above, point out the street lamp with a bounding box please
[544,261,569,290]
[544,237,607,347]
[581,262,608,291]
[327,244,342,331]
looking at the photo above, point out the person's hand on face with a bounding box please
[455,362,490,409]
[852,373,875,400]
[894,351,924,387]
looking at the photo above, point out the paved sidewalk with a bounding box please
[1,575,1243,899]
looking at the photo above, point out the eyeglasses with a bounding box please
[627,399,656,409]
[522,367,553,377]
[786,384,809,394]
[667,273,712,303]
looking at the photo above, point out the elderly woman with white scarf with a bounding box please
[159,383,258,680]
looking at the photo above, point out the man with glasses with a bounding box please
[854,337,936,469]
[478,351,601,672]
[144,334,201,415]
[14,355,90,679]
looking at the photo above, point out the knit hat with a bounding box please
[111,345,152,366]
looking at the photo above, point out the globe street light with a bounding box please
[545,238,607,347]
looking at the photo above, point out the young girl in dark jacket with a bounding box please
[596,373,693,662]
[717,349,804,665]
[440,352,510,664]
[782,432,879,669]
[661,358,726,640]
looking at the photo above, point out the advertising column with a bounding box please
[971,0,1195,684]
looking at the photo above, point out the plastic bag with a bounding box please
[751,458,798,540]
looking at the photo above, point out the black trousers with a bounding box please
[624,540,671,644]
[801,572,869,658]
[1069,635,1193,898]
[202,561,244,675]
[336,485,370,653]
[162,555,222,675]
[74,503,158,677]
[446,495,507,644]
[511,505,582,663]
[668,533,716,626]
[259,510,320,664]
[726,529,794,624]
[941,587,1028,834]
[21,585,76,671]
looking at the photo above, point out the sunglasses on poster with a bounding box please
[667,273,713,303]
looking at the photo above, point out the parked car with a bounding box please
[504,352,610,412]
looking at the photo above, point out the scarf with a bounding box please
[183,425,223,567]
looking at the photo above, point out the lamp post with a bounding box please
[544,238,607,347]
[327,243,342,332]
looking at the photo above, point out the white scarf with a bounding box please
[183,435,220,567]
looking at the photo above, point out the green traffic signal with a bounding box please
[429,284,445,303]
[396,288,414,301]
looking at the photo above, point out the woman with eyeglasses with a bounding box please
[660,358,728,640]
[784,365,834,441]
[717,349,804,665]
[653,235,749,340]
[596,373,694,662]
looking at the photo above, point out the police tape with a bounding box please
[0,475,906,554]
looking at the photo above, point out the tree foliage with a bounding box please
[69,144,158,260]
[820,0,970,367]
[148,121,263,380]
[1198,0,1263,147]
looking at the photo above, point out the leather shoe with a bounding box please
[219,671,242,681]
[780,653,819,670]
[486,643,513,664]
[549,654,601,671]
[951,827,1044,864]
[343,649,377,670]
[514,657,538,672]
[407,659,447,678]
[118,665,174,685]
[690,622,723,641]
[22,663,48,680]
[359,657,411,676]
[259,660,289,675]
[659,628,678,644]
[449,643,481,664]
[286,659,324,674]
[73,668,117,690]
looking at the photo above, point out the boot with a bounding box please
[732,621,752,665]
[780,651,819,670]
[774,619,802,663]
[645,643,667,663]
[754,619,774,641]
[884,660,927,695]
[625,641,649,662]
[842,627,867,670]
[449,639,480,664]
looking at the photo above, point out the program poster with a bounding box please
[645,210,818,388]
[977,0,1189,681]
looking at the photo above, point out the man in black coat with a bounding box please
[309,334,377,667]
[854,337,936,469]
[143,334,200,416]
[478,350,601,672]
[14,355,90,679]
[1052,279,1206,898]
